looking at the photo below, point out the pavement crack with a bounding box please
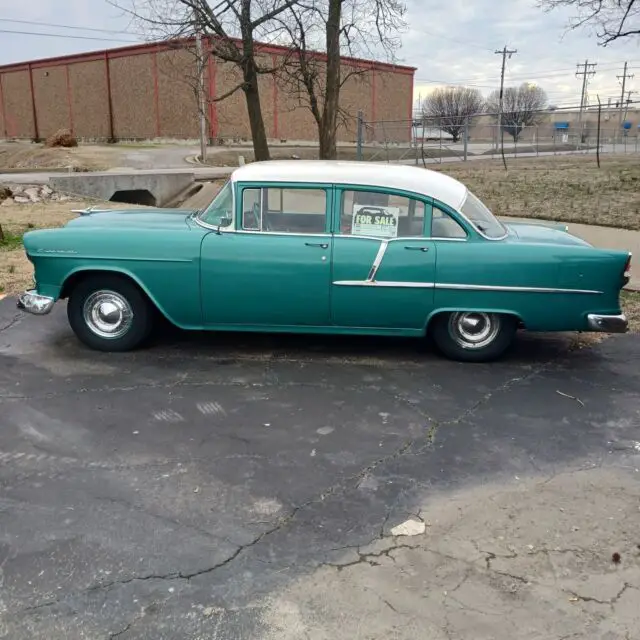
[108,621,134,640]
[566,582,633,606]
[325,542,419,571]
[0,313,21,334]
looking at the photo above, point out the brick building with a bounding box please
[0,38,415,144]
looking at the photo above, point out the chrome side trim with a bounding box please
[17,289,56,315]
[332,281,603,294]
[587,313,628,333]
[435,283,603,294]
[367,241,389,280]
[333,280,435,288]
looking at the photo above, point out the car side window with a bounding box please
[431,206,468,239]
[339,190,425,239]
[241,187,327,234]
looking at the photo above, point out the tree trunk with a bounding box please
[318,0,342,160]
[243,64,270,162]
[240,9,270,162]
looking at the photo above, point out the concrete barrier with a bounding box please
[49,171,195,207]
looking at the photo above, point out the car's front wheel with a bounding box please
[67,274,154,352]
[430,311,517,362]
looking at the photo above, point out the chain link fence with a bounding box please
[355,108,640,165]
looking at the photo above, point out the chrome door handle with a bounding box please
[305,242,329,249]
[404,246,430,252]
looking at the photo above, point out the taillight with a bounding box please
[624,253,632,277]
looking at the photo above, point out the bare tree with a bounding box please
[273,0,407,159]
[422,86,484,143]
[111,0,303,161]
[486,83,548,141]
[537,0,639,45]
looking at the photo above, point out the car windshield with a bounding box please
[197,180,234,228]
[460,191,506,239]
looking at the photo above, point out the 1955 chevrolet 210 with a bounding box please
[17,160,631,362]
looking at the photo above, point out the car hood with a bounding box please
[64,208,197,230]
[504,221,591,247]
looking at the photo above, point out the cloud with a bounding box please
[0,0,638,110]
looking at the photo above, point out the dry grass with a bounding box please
[434,154,640,230]
[0,142,124,172]
[0,199,148,295]
[205,145,463,166]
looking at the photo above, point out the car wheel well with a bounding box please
[426,310,525,332]
[62,271,148,303]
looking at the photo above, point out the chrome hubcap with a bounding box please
[449,312,500,350]
[83,290,133,339]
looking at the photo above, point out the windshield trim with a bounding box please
[458,190,508,241]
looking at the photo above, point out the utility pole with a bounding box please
[194,10,208,163]
[576,59,597,143]
[623,90,636,121]
[494,45,517,154]
[617,62,634,139]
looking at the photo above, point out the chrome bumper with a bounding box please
[587,313,628,333]
[16,289,56,315]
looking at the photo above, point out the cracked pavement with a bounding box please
[0,298,639,639]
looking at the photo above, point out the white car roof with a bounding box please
[231,160,468,210]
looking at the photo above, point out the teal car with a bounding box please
[17,160,631,362]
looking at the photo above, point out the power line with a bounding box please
[0,28,142,43]
[0,17,140,35]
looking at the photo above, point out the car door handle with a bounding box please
[404,246,430,252]
[305,242,329,249]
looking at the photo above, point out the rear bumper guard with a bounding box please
[587,313,628,333]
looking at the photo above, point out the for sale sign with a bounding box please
[351,205,399,238]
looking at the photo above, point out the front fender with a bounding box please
[24,227,206,329]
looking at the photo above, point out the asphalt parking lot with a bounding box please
[1,297,639,640]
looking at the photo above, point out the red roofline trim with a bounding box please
[0,36,416,75]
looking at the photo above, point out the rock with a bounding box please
[13,196,31,204]
[1,197,14,207]
[390,518,426,537]
[40,185,53,197]
[24,187,41,203]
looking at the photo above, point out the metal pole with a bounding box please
[463,116,468,161]
[195,21,207,163]
[356,110,364,161]
[596,95,601,169]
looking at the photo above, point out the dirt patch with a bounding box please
[0,142,124,172]
[45,129,78,148]
[434,154,640,230]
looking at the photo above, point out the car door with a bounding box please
[331,186,437,330]
[200,182,333,327]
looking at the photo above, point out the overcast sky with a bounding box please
[0,0,639,109]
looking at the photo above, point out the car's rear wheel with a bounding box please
[430,311,517,362]
[67,274,153,352]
